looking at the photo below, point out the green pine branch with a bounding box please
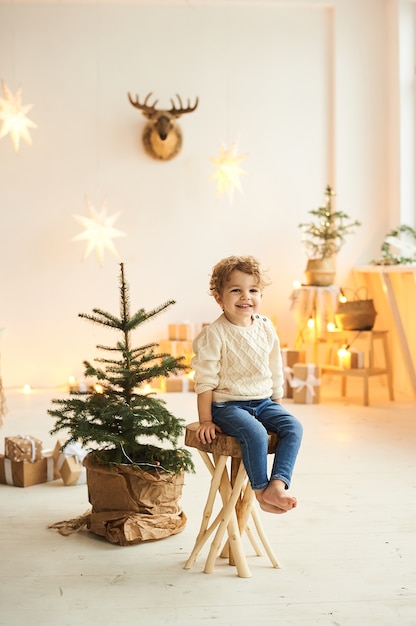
[48,263,194,474]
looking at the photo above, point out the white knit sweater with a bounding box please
[191,313,284,402]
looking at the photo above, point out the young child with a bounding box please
[191,255,303,514]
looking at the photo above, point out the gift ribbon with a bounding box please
[4,458,13,485]
[18,434,38,463]
[284,365,293,384]
[59,442,88,485]
[290,373,321,402]
[3,455,54,485]
[62,442,89,463]
[46,456,54,482]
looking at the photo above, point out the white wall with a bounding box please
[0,1,395,388]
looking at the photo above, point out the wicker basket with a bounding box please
[335,288,377,331]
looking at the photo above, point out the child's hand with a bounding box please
[197,422,222,444]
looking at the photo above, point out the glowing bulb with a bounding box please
[23,384,32,394]
[93,383,104,394]
[337,347,351,369]
[339,294,347,303]
[307,316,315,329]
[292,280,302,289]
[327,322,336,332]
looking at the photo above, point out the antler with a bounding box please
[168,94,199,116]
[127,92,159,114]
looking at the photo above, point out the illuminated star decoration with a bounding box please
[0,81,37,152]
[210,142,248,203]
[73,198,126,266]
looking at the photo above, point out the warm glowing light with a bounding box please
[337,346,351,369]
[210,142,248,202]
[73,198,126,266]
[22,384,32,394]
[93,383,104,394]
[0,81,37,152]
[292,280,302,289]
[327,322,336,332]
[307,316,315,329]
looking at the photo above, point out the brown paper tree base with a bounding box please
[49,453,187,546]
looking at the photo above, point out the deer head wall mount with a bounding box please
[127,92,199,161]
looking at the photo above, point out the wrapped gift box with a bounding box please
[60,455,86,486]
[159,340,193,366]
[291,363,320,404]
[0,451,55,487]
[165,375,195,393]
[168,323,199,341]
[5,435,43,463]
[281,348,306,398]
[53,440,88,486]
[349,348,364,369]
[52,439,67,480]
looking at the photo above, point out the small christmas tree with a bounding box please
[49,263,194,475]
[299,185,361,259]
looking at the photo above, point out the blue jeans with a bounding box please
[211,398,303,491]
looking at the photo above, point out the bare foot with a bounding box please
[255,491,287,514]
[256,480,297,513]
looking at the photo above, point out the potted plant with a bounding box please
[298,185,361,286]
[48,263,194,546]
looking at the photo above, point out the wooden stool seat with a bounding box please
[183,422,280,578]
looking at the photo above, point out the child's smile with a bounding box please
[215,269,262,326]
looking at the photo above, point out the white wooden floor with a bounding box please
[1,381,415,626]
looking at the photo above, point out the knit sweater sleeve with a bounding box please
[191,324,222,395]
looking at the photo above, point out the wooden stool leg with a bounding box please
[250,505,280,568]
[204,463,251,578]
[183,453,228,570]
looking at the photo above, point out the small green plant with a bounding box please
[48,263,194,475]
[299,185,361,259]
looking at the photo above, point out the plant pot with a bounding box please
[304,258,336,287]
[83,452,187,546]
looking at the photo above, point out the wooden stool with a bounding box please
[183,422,280,578]
[322,329,394,406]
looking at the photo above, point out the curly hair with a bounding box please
[209,256,271,295]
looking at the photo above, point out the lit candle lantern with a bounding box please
[337,347,351,369]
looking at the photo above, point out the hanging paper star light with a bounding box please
[73,198,126,266]
[210,142,248,203]
[0,81,37,152]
